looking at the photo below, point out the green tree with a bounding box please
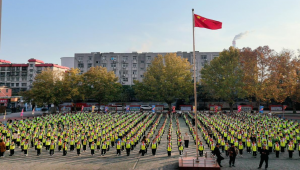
[201,47,246,112]
[134,53,193,111]
[82,66,121,110]
[63,68,85,111]
[22,68,67,111]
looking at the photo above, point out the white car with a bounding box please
[140,105,152,111]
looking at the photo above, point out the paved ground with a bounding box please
[1,113,300,170]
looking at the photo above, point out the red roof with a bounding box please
[35,64,69,70]
[0,60,11,63]
[28,59,44,63]
[0,64,28,67]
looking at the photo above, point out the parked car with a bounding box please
[94,106,105,111]
[140,105,151,111]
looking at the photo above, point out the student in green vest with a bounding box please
[82,138,87,152]
[251,141,257,157]
[101,141,107,156]
[5,138,10,151]
[90,141,96,156]
[225,142,230,157]
[62,141,68,156]
[76,141,82,156]
[288,141,294,158]
[125,140,131,156]
[57,137,63,152]
[96,137,101,152]
[36,141,42,156]
[273,141,280,158]
[151,139,157,156]
[140,140,146,156]
[246,137,251,153]
[9,141,15,156]
[167,142,172,157]
[198,141,204,157]
[178,142,184,155]
[23,140,29,156]
[116,140,121,156]
[49,140,56,156]
[45,137,51,151]
[238,141,244,157]
[70,137,75,151]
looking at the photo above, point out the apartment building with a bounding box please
[0,59,69,94]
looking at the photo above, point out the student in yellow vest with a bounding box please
[280,137,286,153]
[70,137,75,151]
[57,137,63,152]
[90,141,96,156]
[82,138,87,152]
[238,141,244,157]
[198,141,204,157]
[267,137,273,153]
[246,137,251,153]
[76,141,82,156]
[251,141,257,157]
[151,139,157,156]
[225,142,230,157]
[125,140,131,156]
[116,140,121,156]
[5,138,10,151]
[20,138,25,152]
[288,141,294,158]
[62,141,68,156]
[23,140,29,156]
[298,142,300,158]
[36,141,42,156]
[101,141,107,156]
[220,138,225,153]
[45,138,51,151]
[178,142,184,155]
[9,141,15,156]
[273,141,280,158]
[96,137,101,152]
[50,140,56,156]
[140,141,146,156]
[167,142,172,157]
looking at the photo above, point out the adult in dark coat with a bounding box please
[213,144,224,167]
[258,145,269,169]
[228,144,238,167]
[0,139,6,157]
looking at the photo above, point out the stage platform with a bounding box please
[178,157,220,170]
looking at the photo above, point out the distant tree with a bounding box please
[201,47,246,112]
[134,53,193,111]
[82,66,121,110]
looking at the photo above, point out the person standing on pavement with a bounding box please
[228,144,238,167]
[0,139,6,157]
[184,132,190,148]
[258,145,269,169]
[214,144,224,167]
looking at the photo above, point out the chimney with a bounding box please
[232,40,236,48]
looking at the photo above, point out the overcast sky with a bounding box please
[0,0,299,64]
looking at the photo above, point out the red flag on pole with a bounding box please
[238,105,241,113]
[81,105,84,112]
[172,106,176,113]
[214,106,218,113]
[194,14,222,30]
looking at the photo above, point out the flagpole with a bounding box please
[192,8,199,161]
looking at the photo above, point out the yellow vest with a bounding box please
[141,144,146,150]
[102,143,107,149]
[274,144,280,151]
[76,144,81,149]
[50,143,55,149]
[10,144,15,150]
[238,144,243,150]
[199,145,204,151]
[126,143,131,149]
[167,145,172,151]
[152,143,157,149]
[91,144,95,150]
[179,146,183,151]
[116,144,121,149]
[288,144,294,151]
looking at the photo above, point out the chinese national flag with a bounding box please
[194,14,222,30]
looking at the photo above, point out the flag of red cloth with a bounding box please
[194,14,222,30]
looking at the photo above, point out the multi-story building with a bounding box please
[68,51,219,85]
[0,59,69,95]
[60,57,74,69]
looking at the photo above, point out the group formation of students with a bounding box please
[184,111,300,159]
[0,111,186,158]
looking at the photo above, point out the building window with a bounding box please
[96,61,99,63]
[141,61,144,63]
[111,63,116,67]
[102,56,106,60]
[146,64,151,67]
[201,55,207,60]
[22,77,27,81]
[78,63,84,68]
[78,56,83,61]
[7,77,10,81]
[123,56,128,61]
[22,83,27,87]
[102,63,106,67]
[122,78,128,82]
[88,56,92,60]
[122,70,128,74]
[147,56,151,60]
[140,75,144,78]
[11,83,14,87]
[30,69,33,72]
[6,89,8,93]
[133,56,137,60]
[16,83,19,87]
[16,77,20,81]
[30,64,33,67]
[22,67,27,71]
[140,67,144,70]
[133,71,137,74]
[16,67,20,71]
[0,78,4,81]
[122,63,128,68]
[133,64,137,68]
[88,63,92,68]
